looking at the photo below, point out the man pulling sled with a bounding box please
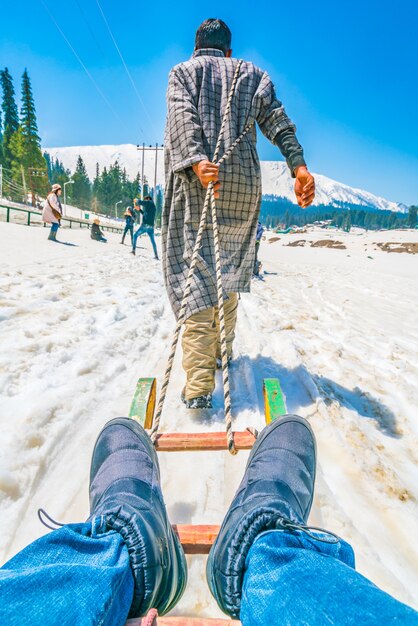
[162,18,315,408]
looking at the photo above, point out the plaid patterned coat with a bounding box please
[162,48,304,320]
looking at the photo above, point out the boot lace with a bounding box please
[275,517,341,544]
[37,508,65,531]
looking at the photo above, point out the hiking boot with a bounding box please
[181,391,212,409]
[206,415,316,619]
[89,417,187,617]
[131,250,136,255]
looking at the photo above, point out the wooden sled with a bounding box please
[126,376,287,624]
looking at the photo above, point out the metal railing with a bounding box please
[0,204,124,233]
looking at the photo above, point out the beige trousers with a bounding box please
[182,293,238,400]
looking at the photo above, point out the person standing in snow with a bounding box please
[253,221,264,277]
[121,206,136,245]
[162,18,315,409]
[132,196,159,259]
[42,183,63,242]
[90,218,107,243]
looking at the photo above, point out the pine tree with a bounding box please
[71,155,92,211]
[407,205,417,229]
[20,69,48,204]
[8,126,26,202]
[0,68,19,170]
[44,152,71,188]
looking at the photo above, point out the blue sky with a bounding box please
[0,0,417,204]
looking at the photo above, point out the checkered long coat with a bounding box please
[162,48,297,320]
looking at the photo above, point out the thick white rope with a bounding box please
[150,60,254,454]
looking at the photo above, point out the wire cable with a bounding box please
[72,0,108,61]
[95,0,152,139]
[39,0,131,134]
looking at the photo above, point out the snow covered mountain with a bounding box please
[45,144,406,213]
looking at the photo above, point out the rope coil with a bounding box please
[150,60,254,454]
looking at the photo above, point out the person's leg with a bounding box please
[121,224,129,243]
[182,306,217,401]
[129,225,134,245]
[241,530,418,625]
[0,418,187,625]
[48,223,59,241]
[0,522,134,626]
[215,293,238,362]
[132,225,146,252]
[146,227,159,259]
[207,415,418,624]
[253,241,260,275]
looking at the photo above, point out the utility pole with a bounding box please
[137,143,164,200]
[27,167,48,207]
[141,142,145,199]
[21,165,27,205]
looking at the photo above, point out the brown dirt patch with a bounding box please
[375,242,418,254]
[286,239,307,247]
[311,239,346,249]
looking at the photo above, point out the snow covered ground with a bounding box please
[0,221,418,617]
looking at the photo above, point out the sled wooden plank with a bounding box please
[173,524,220,554]
[263,378,287,424]
[154,431,256,452]
[129,378,156,429]
[127,617,240,625]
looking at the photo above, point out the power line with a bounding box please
[72,0,108,61]
[94,0,153,140]
[39,0,131,134]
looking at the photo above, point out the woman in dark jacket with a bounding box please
[121,207,135,245]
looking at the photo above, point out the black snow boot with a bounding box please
[206,415,317,619]
[48,230,57,241]
[89,417,187,617]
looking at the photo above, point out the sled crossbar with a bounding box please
[154,431,255,452]
[173,524,219,554]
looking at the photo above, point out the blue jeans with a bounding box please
[0,519,133,626]
[132,225,158,257]
[0,526,416,625]
[50,222,59,234]
[122,224,133,244]
[241,530,418,625]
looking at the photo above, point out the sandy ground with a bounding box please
[0,222,418,617]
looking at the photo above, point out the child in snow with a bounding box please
[42,183,63,241]
[90,218,107,243]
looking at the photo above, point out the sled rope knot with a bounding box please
[150,60,254,455]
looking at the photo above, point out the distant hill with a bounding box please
[45,144,407,214]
